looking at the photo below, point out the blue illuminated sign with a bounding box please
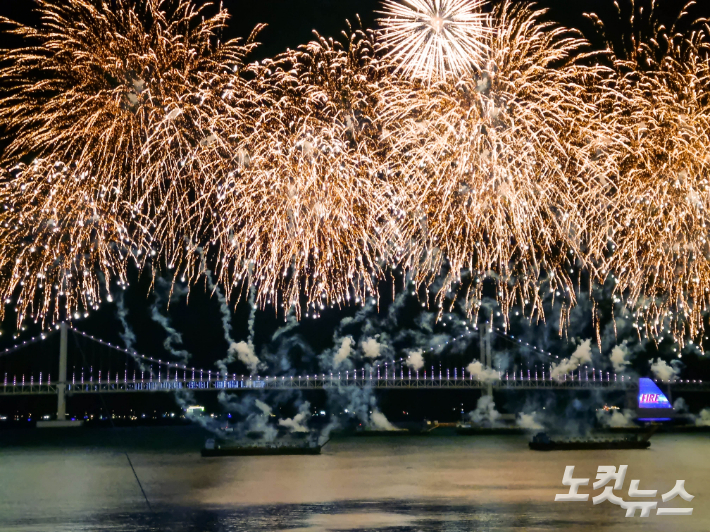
[638,378,672,409]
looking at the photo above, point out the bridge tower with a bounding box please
[485,324,492,397]
[479,318,493,397]
[57,322,68,421]
[36,322,83,428]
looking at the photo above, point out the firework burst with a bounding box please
[377,0,493,83]
[586,1,710,346]
[380,1,609,329]
[212,25,396,316]
[0,160,144,326]
[0,0,261,325]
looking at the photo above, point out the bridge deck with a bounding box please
[1,377,707,395]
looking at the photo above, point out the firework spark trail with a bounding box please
[0,0,262,325]
[213,24,395,318]
[0,159,142,326]
[1,0,710,354]
[379,1,610,332]
[585,0,710,346]
[377,0,494,83]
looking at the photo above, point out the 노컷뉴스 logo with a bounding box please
[555,466,694,517]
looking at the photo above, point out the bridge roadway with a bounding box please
[1,375,708,395]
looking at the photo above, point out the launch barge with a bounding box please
[529,432,652,451]
[456,425,525,436]
[201,438,328,457]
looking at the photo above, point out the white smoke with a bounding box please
[468,395,501,426]
[466,360,499,383]
[673,397,688,413]
[205,268,264,376]
[278,402,311,433]
[610,342,631,373]
[216,393,280,441]
[406,349,424,371]
[333,337,354,368]
[517,412,543,431]
[231,341,260,374]
[696,409,710,427]
[370,409,399,431]
[205,269,235,373]
[550,339,593,379]
[255,399,271,416]
[150,279,191,363]
[650,358,680,381]
[244,399,277,441]
[361,337,381,359]
[597,408,636,427]
[115,291,136,352]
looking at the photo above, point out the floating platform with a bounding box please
[529,431,652,451]
[36,420,84,429]
[351,429,412,437]
[456,425,526,436]
[201,438,327,457]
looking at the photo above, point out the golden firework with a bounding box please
[586,1,710,346]
[379,1,610,330]
[377,0,493,83]
[1,0,709,354]
[212,24,396,317]
[0,0,261,325]
[0,160,144,326]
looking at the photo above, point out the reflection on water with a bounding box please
[0,430,708,531]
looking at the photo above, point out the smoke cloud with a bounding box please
[150,278,191,363]
[673,397,688,413]
[333,337,354,368]
[361,337,381,359]
[597,408,636,428]
[204,268,264,376]
[696,409,710,427]
[278,401,311,433]
[467,360,499,383]
[115,291,136,352]
[370,409,399,431]
[231,341,260,375]
[609,342,631,373]
[468,395,501,426]
[550,339,593,379]
[517,412,543,431]
[406,349,424,371]
[650,358,680,381]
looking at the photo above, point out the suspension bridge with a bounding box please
[1,323,707,424]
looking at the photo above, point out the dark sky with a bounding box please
[1,0,709,418]
[2,0,708,58]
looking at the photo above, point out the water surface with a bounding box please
[0,428,707,531]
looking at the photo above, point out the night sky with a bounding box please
[1,0,710,422]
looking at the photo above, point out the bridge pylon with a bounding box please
[480,319,493,397]
[57,322,67,421]
[36,322,83,429]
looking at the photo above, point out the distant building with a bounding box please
[186,405,205,416]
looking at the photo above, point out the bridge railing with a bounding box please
[3,375,709,395]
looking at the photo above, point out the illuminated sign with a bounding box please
[638,378,672,409]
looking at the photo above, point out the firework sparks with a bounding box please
[379,1,608,329]
[377,0,493,83]
[586,0,710,346]
[212,25,395,316]
[0,0,261,325]
[0,160,143,326]
[0,0,709,353]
